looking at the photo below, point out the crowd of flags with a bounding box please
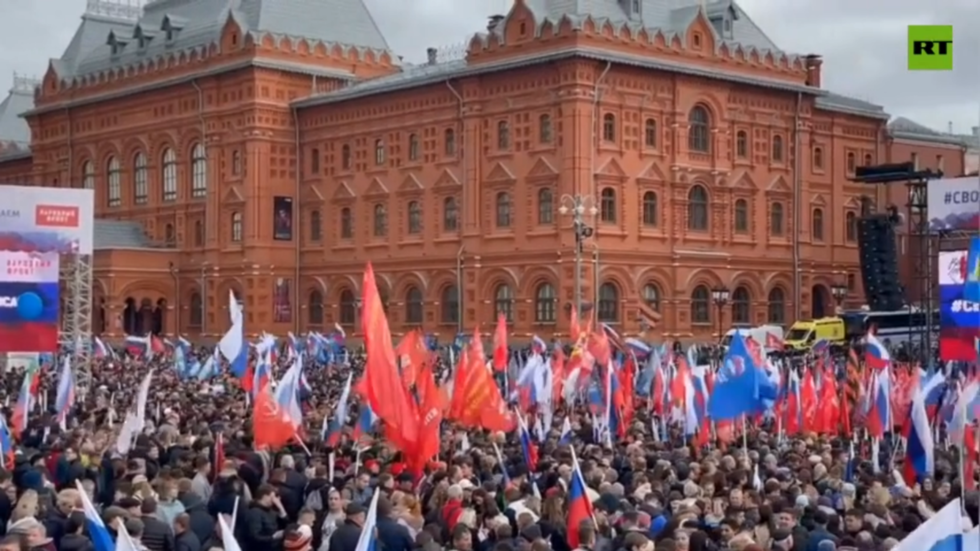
[17,260,980,549]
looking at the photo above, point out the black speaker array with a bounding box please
[857,214,904,311]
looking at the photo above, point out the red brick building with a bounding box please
[0,0,970,340]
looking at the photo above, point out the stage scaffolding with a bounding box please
[59,253,93,389]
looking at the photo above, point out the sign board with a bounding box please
[0,186,95,255]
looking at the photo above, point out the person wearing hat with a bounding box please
[329,502,367,551]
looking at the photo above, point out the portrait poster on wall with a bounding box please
[273,196,293,241]
[273,278,293,323]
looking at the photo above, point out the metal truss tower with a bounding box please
[58,253,93,390]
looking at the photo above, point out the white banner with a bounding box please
[938,250,966,285]
[0,251,60,283]
[0,186,94,254]
[927,177,980,232]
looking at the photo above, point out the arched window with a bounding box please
[162,148,177,201]
[846,152,856,173]
[537,188,553,225]
[441,285,459,324]
[106,156,122,207]
[690,285,710,324]
[845,211,857,242]
[642,283,660,312]
[407,201,423,234]
[731,286,751,324]
[534,283,556,323]
[600,187,617,223]
[133,152,148,204]
[230,212,243,242]
[771,135,783,162]
[864,153,872,166]
[539,114,553,143]
[495,192,512,228]
[736,131,748,158]
[340,207,353,239]
[189,292,203,327]
[407,134,420,162]
[602,113,616,142]
[309,210,322,241]
[688,105,711,153]
[770,202,784,236]
[642,191,658,227]
[444,128,456,156]
[341,144,351,169]
[405,286,424,325]
[308,290,324,325]
[687,185,709,231]
[231,149,242,175]
[497,121,510,150]
[443,197,458,232]
[813,146,824,169]
[164,223,175,245]
[598,283,619,323]
[377,284,390,313]
[494,284,514,322]
[374,139,386,166]
[308,146,321,175]
[644,119,657,148]
[767,287,786,324]
[734,198,748,233]
[82,161,95,189]
[339,289,357,325]
[191,143,207,197]
[812,208,824,241]
[373,204,387,237]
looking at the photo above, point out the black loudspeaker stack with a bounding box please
[857,214,904,312]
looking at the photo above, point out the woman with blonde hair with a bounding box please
[392,494,423,539]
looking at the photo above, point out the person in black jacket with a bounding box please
[59,513,94,551]
[42,489,74,550]
[176,492,213,546]
[242,485,285,551]
[329,503,366,551]
[139,498,175,551]
[173,514,200,551]
[375,498,414,551]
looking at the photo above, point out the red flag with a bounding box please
[492,313,508,372]
[360,263,419,455]
[411,364,445,476]
[253,386,298,450]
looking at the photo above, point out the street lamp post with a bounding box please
[559,195,597,321]
[831,282,848,308]
[711,285,730,341]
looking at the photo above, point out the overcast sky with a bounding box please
[0,0,976,136]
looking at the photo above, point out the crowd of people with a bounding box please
[0,343,970,551]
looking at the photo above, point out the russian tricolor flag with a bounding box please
[219,291,248,379]
[865,332,891,371]
[54,357,75,430]
[517,414,538,472]
[566,450,594,549]
[903,385,934,486]
[323,373,353,446]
